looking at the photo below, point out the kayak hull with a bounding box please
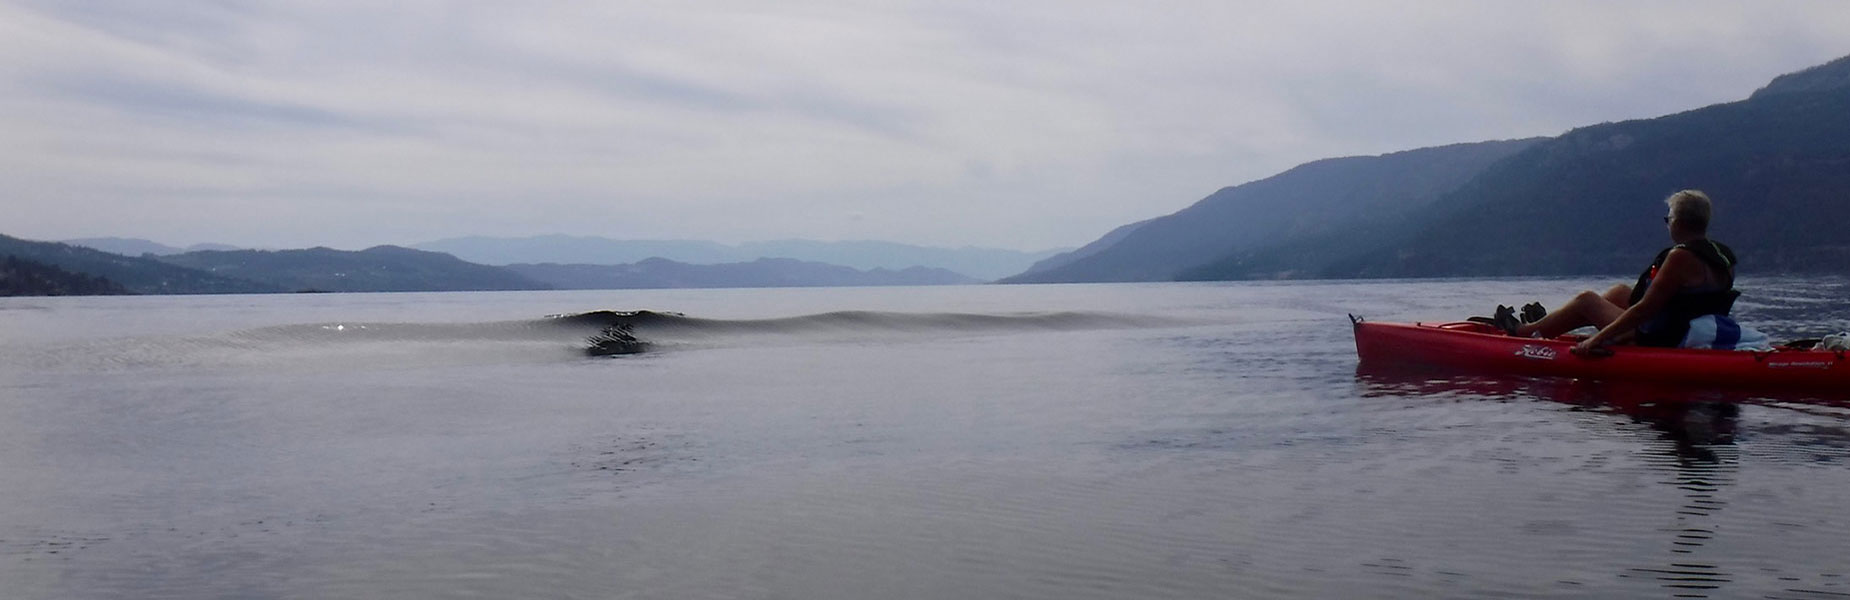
[1352,320,1850,390]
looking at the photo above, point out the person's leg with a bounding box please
[1514,290,1626,338]
[1602,284,1633,309]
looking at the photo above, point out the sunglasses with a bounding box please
[1663,216,1674,223]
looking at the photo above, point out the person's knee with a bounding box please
[1601,284,1633,307]
[1573,290,1604,305]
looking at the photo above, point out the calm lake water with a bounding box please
[4,278,1850,599]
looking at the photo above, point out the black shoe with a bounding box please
[1492,305,1522,335]
[1520,302,1547,324]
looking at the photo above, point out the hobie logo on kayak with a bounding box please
[1515,345,1557,360]
[1766,358,1835,370]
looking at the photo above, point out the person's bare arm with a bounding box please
[1576,249,1701,352]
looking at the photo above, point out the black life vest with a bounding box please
[1629,239,1739,348]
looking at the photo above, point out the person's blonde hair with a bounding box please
[1666,189,1712,232]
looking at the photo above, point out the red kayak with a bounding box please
[1351,316,1850,390]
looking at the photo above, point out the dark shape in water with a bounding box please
[586,322,648,356]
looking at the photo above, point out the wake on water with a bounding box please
[556,309,1187,336]
[562,309,1194,357]
[7,309,1198,374]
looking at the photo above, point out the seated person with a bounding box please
[1500,190,1739,354]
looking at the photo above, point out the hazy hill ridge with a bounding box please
[157,246,552,293]
[0,234,279,294]
[507,257,979,290]
[1004,138,1543,283]
[1752,54,1850,99]
[1019,53,1850,283]
[7,235,988,294]
[415,236,1065,281]
[1013,218,1155,277]
[62,237,241,256]
[1,255,133,296]
[1304,54,1850,278]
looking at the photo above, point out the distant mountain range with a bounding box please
[507,257,979,289]
[2,234,993,296]
[1,255,132,296]
[1003,139,1543,282]
[2,233,281,294]
[1011,53,1850,283]
[1306,55,1850,279]
[1012,218,1155,278]
[58,235,1065,282]
[412,236,1066,281]
[62,237,242,256]
[158,246,551,293]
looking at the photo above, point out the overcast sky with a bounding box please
[3,1,1847,251]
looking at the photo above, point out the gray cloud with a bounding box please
[44,73,376,131]
[2,1,1847,251]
